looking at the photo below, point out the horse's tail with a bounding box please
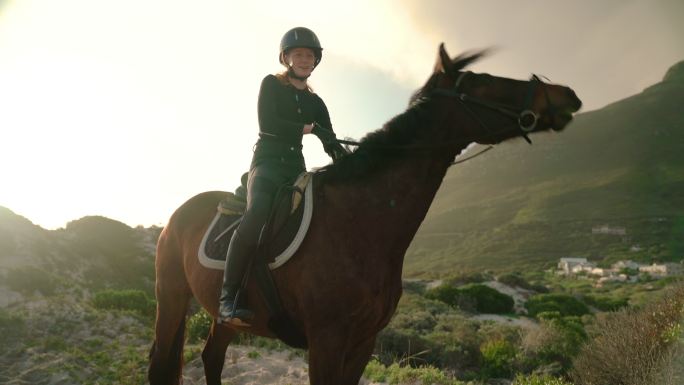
[148,224,192,385]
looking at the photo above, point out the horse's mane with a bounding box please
[317,100,436,184]
[318,50,487,184]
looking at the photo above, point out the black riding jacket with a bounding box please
[251,74,334,169]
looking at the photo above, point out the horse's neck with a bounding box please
[329,143,468,280]
[370,154,455,251]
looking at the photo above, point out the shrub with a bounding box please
[536,314,587,368]
[460,284,514,314]
[363,359,464,385]
[581,294,629,312]
[525,294,590,318]
[0,310,25,346]
[481,339,517,378]
[187,309,212,343]
[425,284,514,314]
[498,273,535,291]
[4,266,58,295]
[389,309,438,333]
[427,314,483,373]
[425,285,462,308]
[376,328,439,367]
[92,289,156,318]
[570,284,684,385]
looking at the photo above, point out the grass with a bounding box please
[92,289,156,319]
[363,359,465,385]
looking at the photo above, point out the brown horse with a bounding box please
[148,43,582,385]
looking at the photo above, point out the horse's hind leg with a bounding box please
[202,320,238,385]
[149,230,193,385]
[149,290,191,385]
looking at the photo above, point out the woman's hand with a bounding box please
[303,123,314,135]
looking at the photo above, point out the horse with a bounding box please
[148,43,582,385]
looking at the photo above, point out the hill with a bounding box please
[405,61,684,275]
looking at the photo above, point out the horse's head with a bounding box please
[416,43,582,145]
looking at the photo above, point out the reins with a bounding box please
[334,137,494,166]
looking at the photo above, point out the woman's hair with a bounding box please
[275,71,313,92]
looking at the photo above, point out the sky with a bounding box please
[1,0,683,230]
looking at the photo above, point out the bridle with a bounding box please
[329,72,558,165]
[430,71,555,144]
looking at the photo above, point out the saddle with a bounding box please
[199,171,313,269]
[197,171,315,349]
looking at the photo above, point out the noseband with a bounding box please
[430,72,554,144]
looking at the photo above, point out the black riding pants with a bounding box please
[235,162,303,249]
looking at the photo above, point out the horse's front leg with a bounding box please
[307,325,350,385]
[340,335,377,385]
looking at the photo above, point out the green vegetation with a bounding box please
[497,273,536,290]
[4,266,60,296]
[513,374,574,385]
[480,339,516,378]
[525,294,590,318]
[363,359,464,385]
[0,309,26,346]
[570,284,684,385]
[533,313,588,369]
[187,308,212,342]
[92,289,156,318]
[426,283,514,314]
[581,294,629,311]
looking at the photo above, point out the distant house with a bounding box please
[612,260,641,271]
[595,274,635,287]
[639,263,683,277]
[592,225,627,235]
[590,267,608,277]
[559,257,593,275]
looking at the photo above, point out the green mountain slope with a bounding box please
[405,61,684,275]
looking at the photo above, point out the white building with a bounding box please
[612,260,641,271]
[590,267,608,276]
[559,257,594,275]
[639,263,683,277]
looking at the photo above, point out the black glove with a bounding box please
[311,123,348,162]
[311,122,337,145]
[324,141,349,163]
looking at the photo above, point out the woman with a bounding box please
[219,26,346,326]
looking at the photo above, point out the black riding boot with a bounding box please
[219,231,255,326]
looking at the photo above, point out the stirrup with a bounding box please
[219,308,254,327]
[223,316,252,327]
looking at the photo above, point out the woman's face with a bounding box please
[284,47,316,78]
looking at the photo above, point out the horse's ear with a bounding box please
[434,43,452,74]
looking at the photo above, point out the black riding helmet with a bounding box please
[279,27,323,68]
